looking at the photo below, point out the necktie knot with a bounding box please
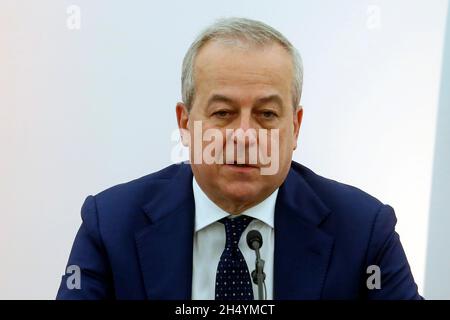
[219,215,254,248]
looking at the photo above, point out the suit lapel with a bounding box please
[274,165,335,299]
[135,163,195,300]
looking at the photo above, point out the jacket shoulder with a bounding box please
[291,161,386,222]
[86,163,191,230]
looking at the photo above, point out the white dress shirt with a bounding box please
[191,176,278,300]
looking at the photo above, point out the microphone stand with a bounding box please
[251,242,266,300]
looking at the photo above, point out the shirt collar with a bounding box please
[192,176,278,232]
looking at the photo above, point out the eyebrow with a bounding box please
[206,94,237,109]
[254,94,284,109]
[206,94,284,110]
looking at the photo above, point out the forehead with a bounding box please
[193,40,293,103]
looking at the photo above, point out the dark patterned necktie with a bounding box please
[215,215,254,300]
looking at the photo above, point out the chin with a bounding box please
[221,183,261,202]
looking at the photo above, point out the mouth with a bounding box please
[229,160,258,167]
[224,161,259,172]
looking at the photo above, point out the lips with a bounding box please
[227,161,259,168]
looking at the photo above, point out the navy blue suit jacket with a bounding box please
[56,161,421,299]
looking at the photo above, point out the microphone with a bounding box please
[246,230,266,300]
[247,230,263,250]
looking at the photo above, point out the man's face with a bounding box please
[177,40,303,214]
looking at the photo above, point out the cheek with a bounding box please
[282,120,296,143]
[192,164,221,187]
[271,128,294,154]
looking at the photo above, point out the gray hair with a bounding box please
[181,17,303,110]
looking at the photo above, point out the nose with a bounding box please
[229,110,258,147]
[238,110,252,131]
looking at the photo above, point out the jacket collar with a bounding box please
[136,162,195,299]
[273,164,334,299]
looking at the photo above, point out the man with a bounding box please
[57,17,421,299]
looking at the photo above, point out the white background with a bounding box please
[0,0,448,299]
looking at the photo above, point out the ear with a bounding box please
[292,105,303,150]
[176,102,190,147]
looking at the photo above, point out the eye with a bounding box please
[212,110,232,119]
[260,110,277,119]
